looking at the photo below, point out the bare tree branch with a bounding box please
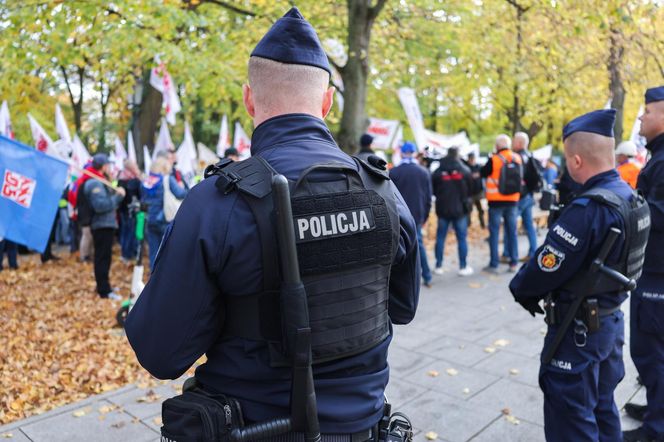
[196,0,257,17]
[368,0,388,22]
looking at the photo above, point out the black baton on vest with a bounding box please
[541,227,636,364]
[273,174,322,442]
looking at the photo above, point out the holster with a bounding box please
[543,296,615,333]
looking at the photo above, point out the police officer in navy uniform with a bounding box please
[509,109,649,442]
[124,7,420,438]
[623,86,664,442]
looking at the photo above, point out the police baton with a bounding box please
[229,174,321,442]
[273,174,322,442]
[541,227,635,364]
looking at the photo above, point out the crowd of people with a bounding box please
[0,146,238,299]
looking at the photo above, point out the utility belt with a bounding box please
[160,378,413,442]
[543,295,620,348]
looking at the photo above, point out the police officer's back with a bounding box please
[124,7,420,436]
[509,109,649,441]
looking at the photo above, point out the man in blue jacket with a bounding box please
[510,109,649,442]
[623,86,664,442]
[125,7,419,437]
[390,141,433,287]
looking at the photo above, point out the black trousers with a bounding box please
[469,194,485,228]
[92,228,115,296]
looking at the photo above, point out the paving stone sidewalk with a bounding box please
[0,236,645,441]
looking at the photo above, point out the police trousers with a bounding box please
[539,311,625,442]
[630,273,664,440]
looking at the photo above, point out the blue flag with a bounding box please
[0,135,69,253]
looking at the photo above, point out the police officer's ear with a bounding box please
[321,86,335,120]
[242,84,255,118]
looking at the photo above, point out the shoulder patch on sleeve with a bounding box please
[537,245,565,272]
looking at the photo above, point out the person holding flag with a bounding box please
[81,153,125,300]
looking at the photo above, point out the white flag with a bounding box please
[531,145,553,166]
[127,130,137,164]
[54,103,73,158]
[71,135,91,168]
[150,56,181,126]
[216,115,231,156]
[397,88,427,150]
[0,101,14,139]
[198,142,219,167]
[233,122,251,157]
[176,121,197,183]
[366,118,400,150]
[143,145,152,175]
[114,136,128,171]
[630,106,648,165]
[27,113,60,158]
[55,103,72,143]
[153,119,174,161]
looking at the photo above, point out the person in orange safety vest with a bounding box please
[615,140,642,189]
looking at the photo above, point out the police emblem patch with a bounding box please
[537,245,565,272]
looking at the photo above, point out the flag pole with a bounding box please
[74,165,123,193]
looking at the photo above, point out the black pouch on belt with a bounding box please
[161,386,244,442]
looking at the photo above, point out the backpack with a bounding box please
[522,152,544,193]
[76,180,94,227]
[497,153,523,195]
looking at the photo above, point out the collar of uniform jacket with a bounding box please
[580,169,620,193]
[645,131,664,153]
[250,113,338,156]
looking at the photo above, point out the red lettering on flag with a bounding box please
[1,170,37,208]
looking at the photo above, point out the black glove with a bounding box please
[517,298,544,317]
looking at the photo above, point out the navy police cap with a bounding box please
[645,86,664,104]
[251,7,331,76]
[563,109,616,141]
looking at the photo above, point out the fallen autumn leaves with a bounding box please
[0,250,152,425]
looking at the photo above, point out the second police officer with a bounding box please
[509,109,650,442]
[623,86,664,442]
[125,7,420,440]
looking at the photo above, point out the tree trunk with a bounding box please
[608,29,625,142]
[132,69,163,160]
[337,0,383,154]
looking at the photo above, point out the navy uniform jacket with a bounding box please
[389,159,432,226]
[637,132,664,275]
[510,170,632,308]
[124,114,420,433]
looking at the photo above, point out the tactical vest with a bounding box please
[204,154,400,366]
[561,187,650,295]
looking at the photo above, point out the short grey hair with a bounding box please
[513,131,529,148]
[495,134,512,150]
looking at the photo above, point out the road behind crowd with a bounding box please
[0,236,644,442]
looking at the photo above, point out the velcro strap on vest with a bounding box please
[223,291,281,341]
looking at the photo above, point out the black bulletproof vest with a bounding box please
[205,155,400,366]
[561,187,650,295]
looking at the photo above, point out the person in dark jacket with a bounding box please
[511,109,648,442]
[465,152,485,228]
[390,141,433,287]
[623,86,664,442]
[82,153,125,299]
[356,133,375,161]
[432,147,474,276]
[117,160,142,262]
[125,8,419,434]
